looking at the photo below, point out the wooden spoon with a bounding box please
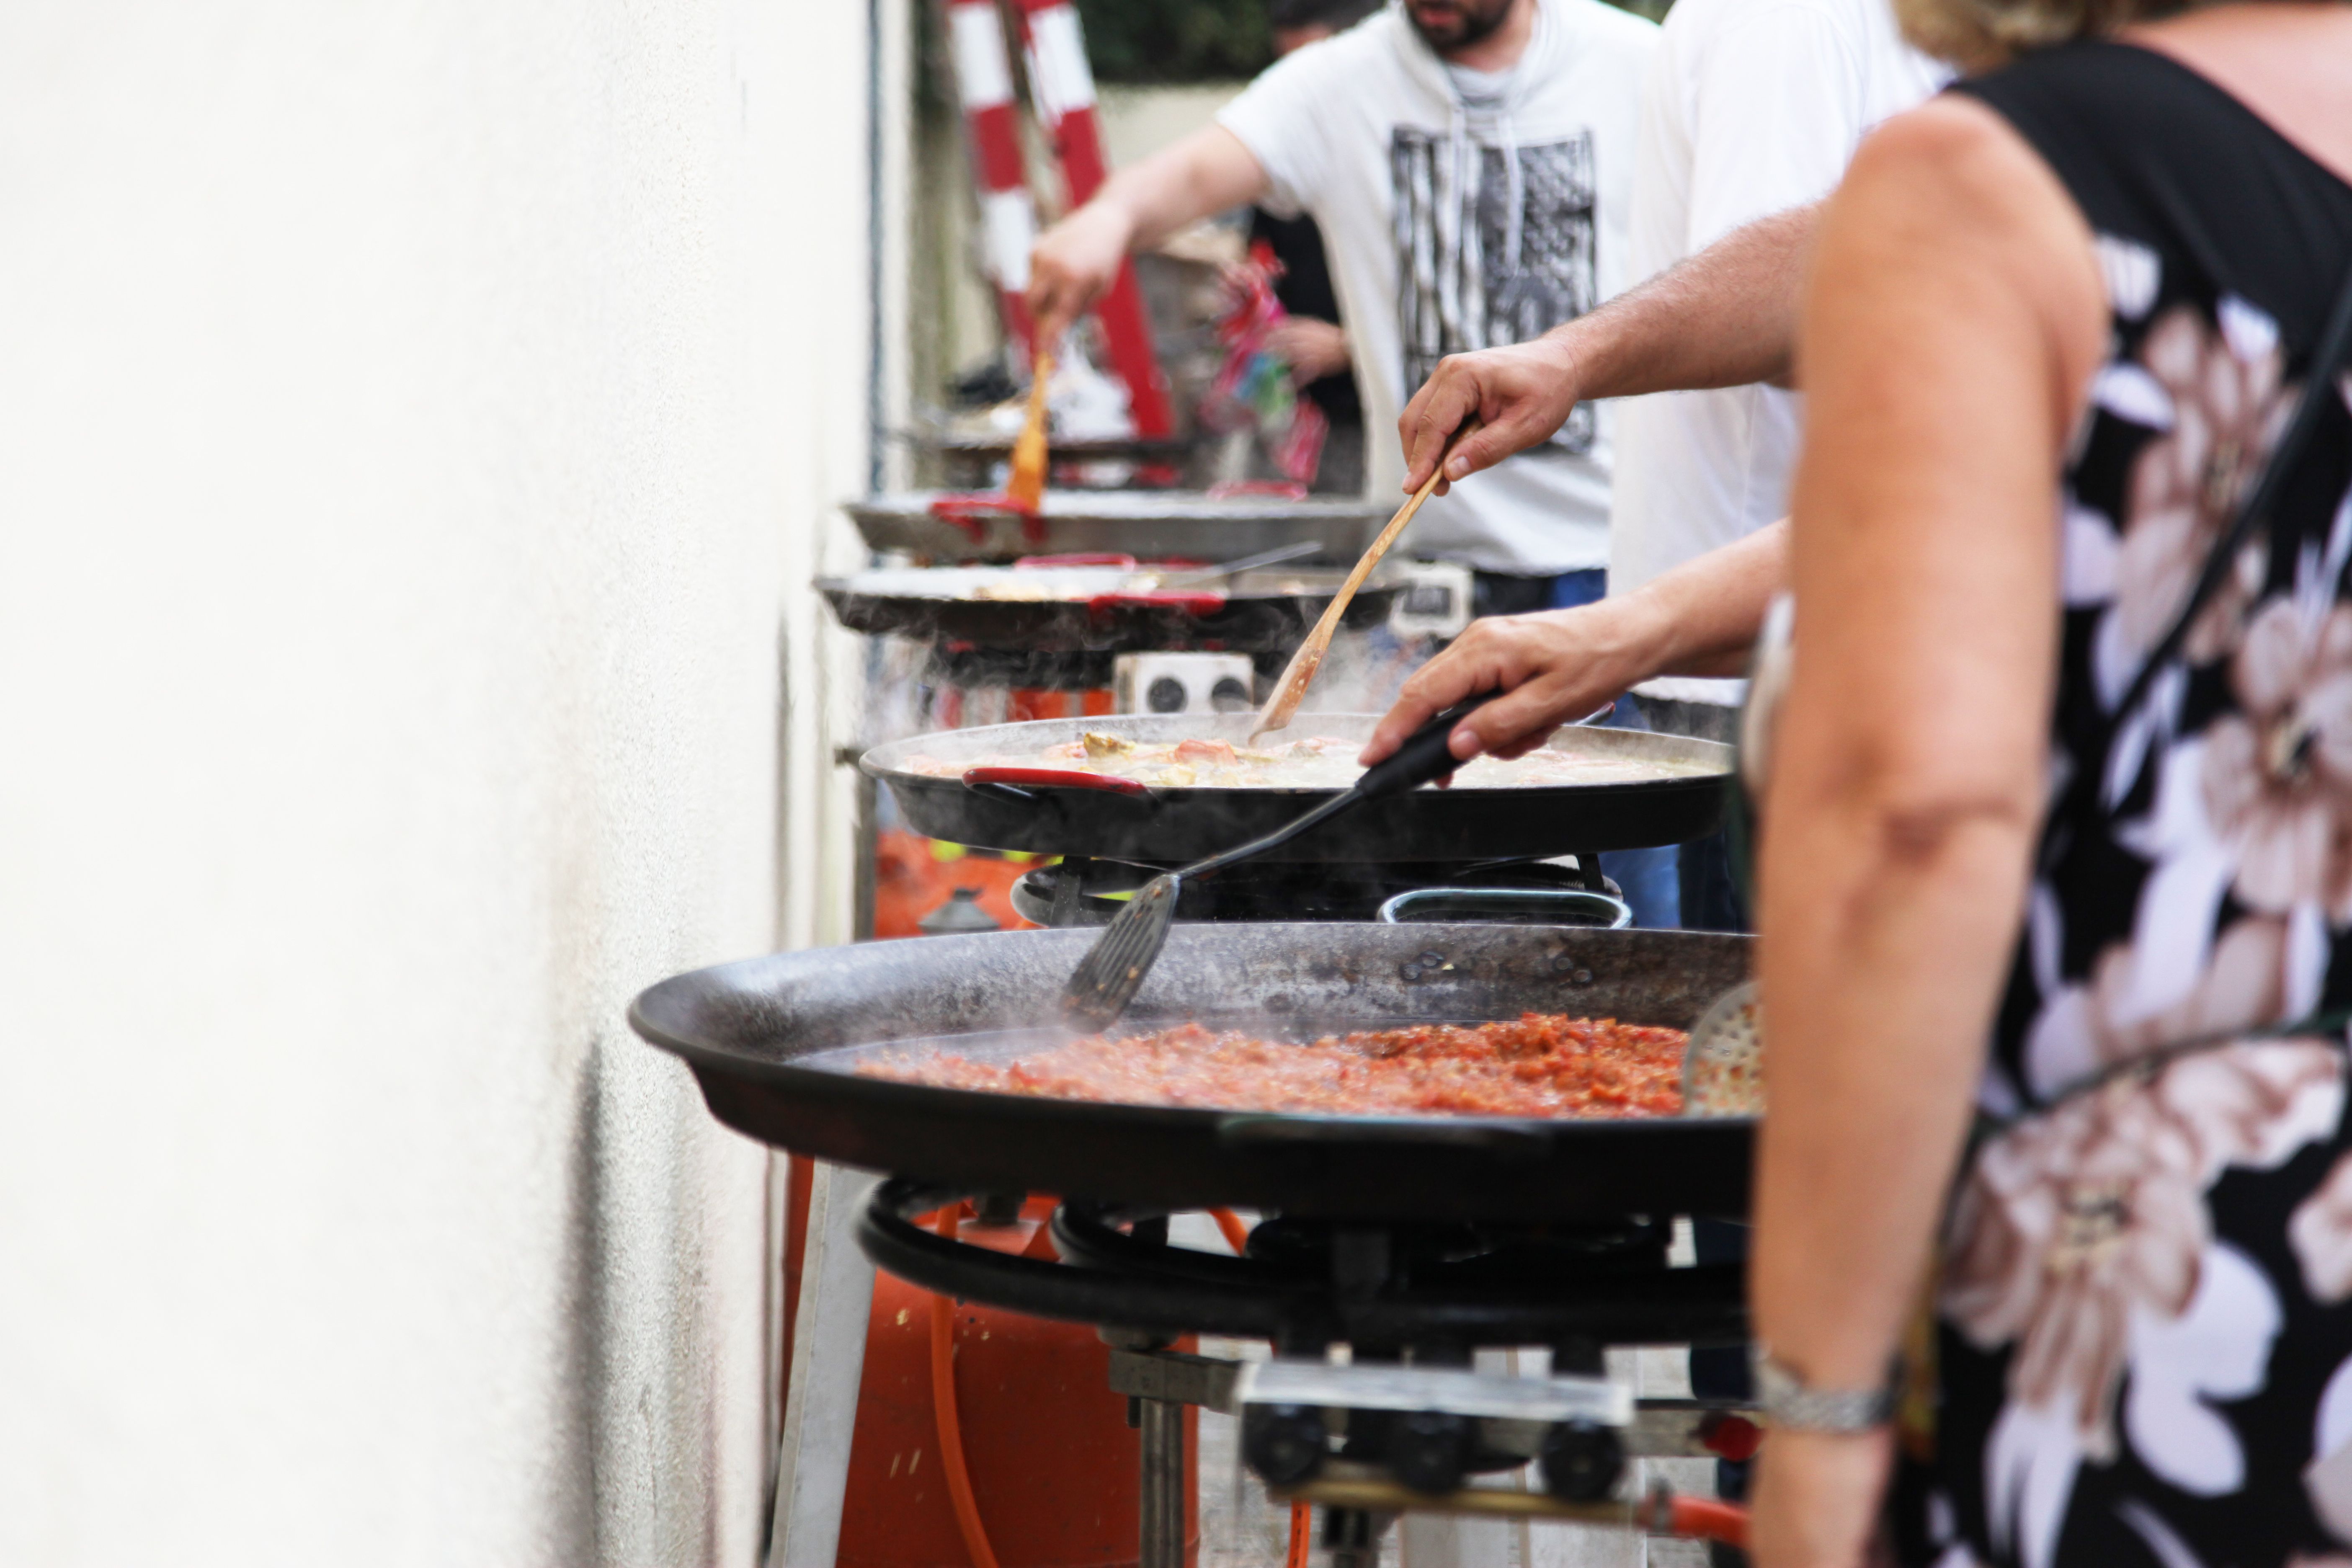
[1005,348,1055,513]
[1250,420,1478,741]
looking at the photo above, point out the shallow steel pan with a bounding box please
[818,565,1403,653]
[846,490,1387,564]
[628,923,1754,1223]
[861,713,1731,861]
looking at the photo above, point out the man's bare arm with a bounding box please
[1361,519,1790,767]
[1027,125,1269,349]
[1400,204,1817,491]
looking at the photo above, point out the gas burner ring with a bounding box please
[1011,855,1630,927]
[856,1179,1748,1354]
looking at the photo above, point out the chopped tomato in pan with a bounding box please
[861,1014,1687,1118]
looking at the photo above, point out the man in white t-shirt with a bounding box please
[1372,0,1940,930]
[1620,0,1942,946]
[1029,0,1656,605]
[1609,0,1941,945]
[1611,0,1944,701]
[1363,2,1940,1511]
[1032,0,1683,925]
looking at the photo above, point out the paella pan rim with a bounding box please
[854,713,1735,861]
[815,571,1406,654]
[854,712,1734,775]
[631,1014,1753,1144]
[627,923,1758,1222]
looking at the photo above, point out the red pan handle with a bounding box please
[960,766,1151,797]
[928,492,1038,542]
[1697,1410,1763,1462]
[1206,479,1308,500]
[1666,1498,1750,1549]
[1016,552,1135,570]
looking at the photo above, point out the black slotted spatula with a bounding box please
[1060,694,1497,1032]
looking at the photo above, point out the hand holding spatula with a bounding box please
[1062,691,1497,1032]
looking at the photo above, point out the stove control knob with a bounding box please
[1389,1408,1474,1495]
[1540,1418,1625,1502]
[1243,1403,1328,1487]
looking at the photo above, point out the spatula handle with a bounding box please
[1353,694,1495,801]
[1180,694,1497,877]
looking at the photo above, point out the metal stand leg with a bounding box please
[1326,1506,1386,1568]
[768,1164,880,1568]
[1140,1396,1186,1568]
[1050,856,1087,926]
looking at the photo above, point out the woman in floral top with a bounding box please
[1362,1,2352,1560]
[1744,4,2352,1568]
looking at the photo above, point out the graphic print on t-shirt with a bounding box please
[1390,128,1598,453]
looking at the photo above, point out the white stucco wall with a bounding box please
[0,1,869,1562]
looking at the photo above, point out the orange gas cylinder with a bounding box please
[870,833,1042,939]
[836,1202,1199,1568]
[1005,689,1115,722]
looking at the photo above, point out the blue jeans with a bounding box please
[1545,569,1680,929]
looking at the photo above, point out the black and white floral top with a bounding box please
[1887,41,2352,1568]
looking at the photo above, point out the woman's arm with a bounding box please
[1359,519,1789,766]
[1749,99,2105,1568]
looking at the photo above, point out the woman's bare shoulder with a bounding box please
[2127,6,2352,187]
[1823,95,2107,388]
[1800,94,2107,462]
[1840,95,2076,240]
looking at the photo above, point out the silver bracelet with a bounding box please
[1751,1348,1896,1434]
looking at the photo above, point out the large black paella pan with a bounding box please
[628,923,1755,1225]
[818,563,1406,653]
[861,714,1733,861]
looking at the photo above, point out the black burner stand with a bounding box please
[861,1180,1748,1568]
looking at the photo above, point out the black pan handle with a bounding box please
[1179,693,1507,881]
[1215,1112,1548,1161]
[1352,693,1498,804]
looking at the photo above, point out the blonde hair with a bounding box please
[1893,0,2211,70]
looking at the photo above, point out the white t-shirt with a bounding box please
[1220,0,1657,575]
[1609,0,1943,701]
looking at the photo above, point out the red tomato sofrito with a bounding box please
[861,1014,1688,1118]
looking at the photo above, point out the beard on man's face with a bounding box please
[1406,0,1515,51]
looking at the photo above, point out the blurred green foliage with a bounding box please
[1073,0,1274,84]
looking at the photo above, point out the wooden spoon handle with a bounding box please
[1251,421,1479,740]
[1005,348,1055,512]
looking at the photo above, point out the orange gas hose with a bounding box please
[1284,1500,1312,1568]
[931,1205,1003,1568]
[1669,1496,1751,1549]
[1209,1207,1252,1255]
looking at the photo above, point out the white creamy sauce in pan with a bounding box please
[894,732,1718,790]
[848,567,1329,603]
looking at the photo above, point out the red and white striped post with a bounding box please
[943,0,1040,364]
[1014,0,1174,436]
